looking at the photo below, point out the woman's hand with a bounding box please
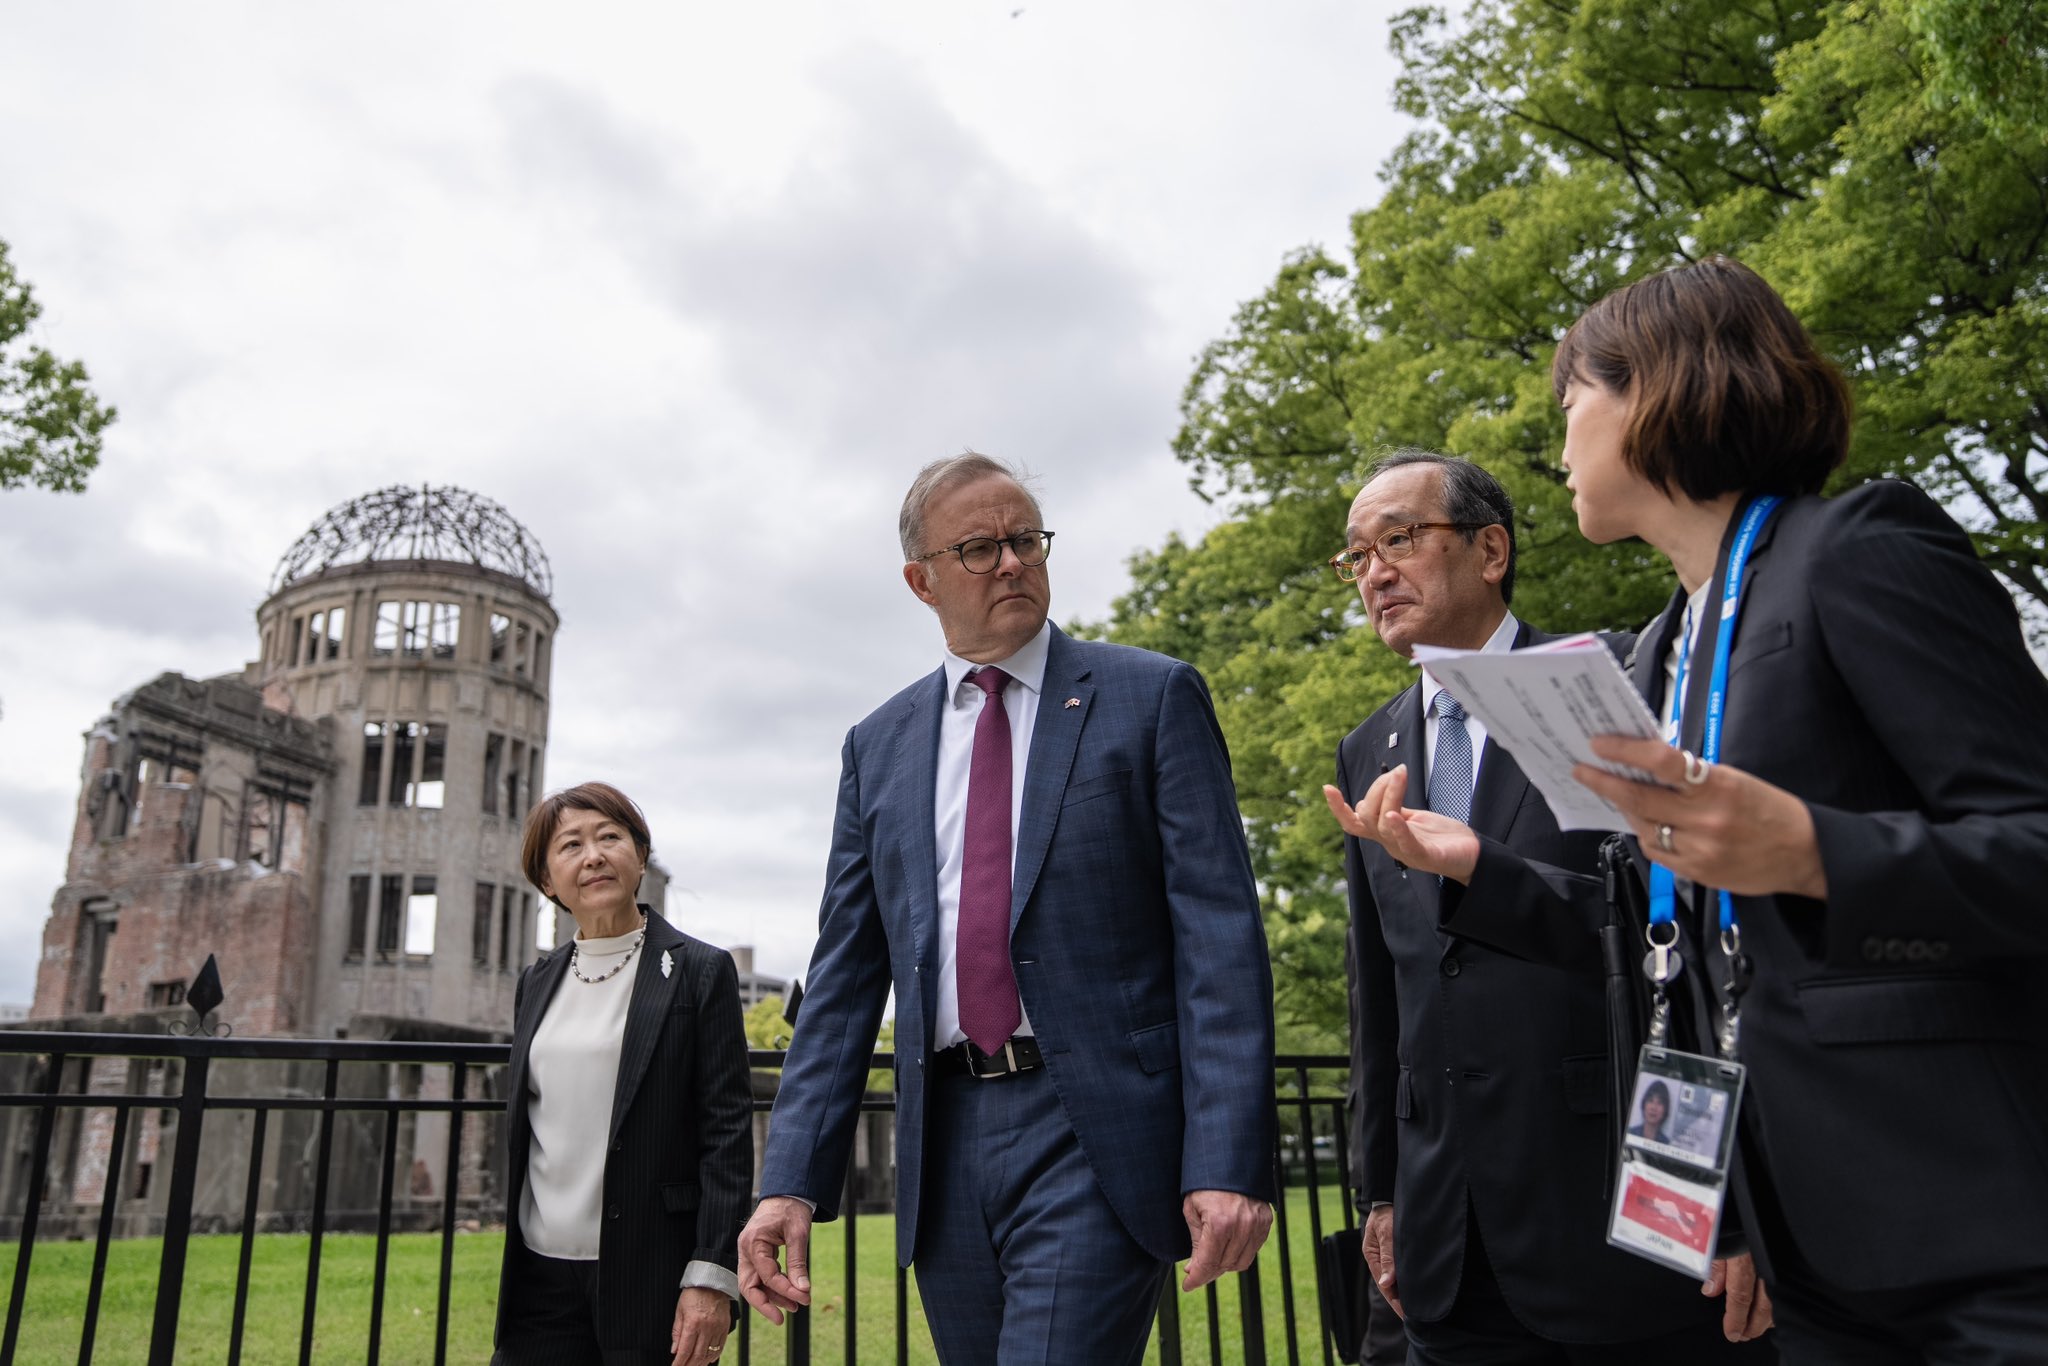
[1574,737,1828,899]
[1322,765,1480,884]
[670,1286,730,1366]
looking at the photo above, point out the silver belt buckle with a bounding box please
[974,1040,1017,1080]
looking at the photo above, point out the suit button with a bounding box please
[1441,958,1461,978]
[1862,938,1884,963]
[1884,938,1908,963]
[1929,941,1951,962]
[607,1204,620,1220]
[1906,940,1929,962]
[1443,1068,1455,1086]
[610,1141,622,1154]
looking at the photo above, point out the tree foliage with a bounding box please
[0,239,115,494]
[1091,0,2048,1043]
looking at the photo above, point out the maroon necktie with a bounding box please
[958,667,1022,1053]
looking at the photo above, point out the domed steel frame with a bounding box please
[270,484,554,598]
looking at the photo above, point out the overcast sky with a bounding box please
[0,2,1413,1008]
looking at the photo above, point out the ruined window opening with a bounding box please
[526,747,540,811]
[373,601,401,657]
[513,622,531,674]
[147,981,186,1008]
[413,725,446,809]
[243,786,277,866]
[506,739,525,819]
[290,615,306,667]
[406,876,438,956]
[534,892,554,953]
[430,603,460,660]
[377,874,404,959]
[388,722,418,806]
[82,899,118,1013]
[323,606,347,660]
[498,886,516,972]
[482,734,503,815]
[347,875,371,960]
[473,883,494,965]
[360,724,386,807]
[305,612,323,666]
[489,613,512,667]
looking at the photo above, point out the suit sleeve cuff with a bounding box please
[681,1260,741,1301]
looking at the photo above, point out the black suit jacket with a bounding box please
[1339,622,1730,1342]
[495,912,754,1352]
[1628,481,2048,1292]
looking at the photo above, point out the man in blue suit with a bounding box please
[738,453,1277,1364]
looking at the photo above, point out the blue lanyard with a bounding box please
[1647,495,1783,936]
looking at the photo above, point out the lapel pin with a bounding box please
[1388,731,1399,748]
[660,949,674,979]
[1065,697,1080,708]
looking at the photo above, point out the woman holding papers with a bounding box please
[493,783,752,1366]
[1554,255,2048,1362]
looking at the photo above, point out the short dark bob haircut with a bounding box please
[1552,255,1852,501]
[520,781,653,897]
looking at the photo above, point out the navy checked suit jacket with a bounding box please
[758,625,1277,1265]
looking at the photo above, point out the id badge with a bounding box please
[1606,1046,1745,1279]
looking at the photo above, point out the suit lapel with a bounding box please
[509,947,570,1113]
[1011,629,1091,930]
[1391,684,1426,812]
[897,668,945,1024]
[607,915,682,1147]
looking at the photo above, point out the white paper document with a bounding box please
[1410,633,1665,831]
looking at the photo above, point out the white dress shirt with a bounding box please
[523,925,738,1300]
[1419,610,1519,797]
[932,619,1051,1048]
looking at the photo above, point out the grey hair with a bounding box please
[1362,447,1518,605]
[898,452,1044,562]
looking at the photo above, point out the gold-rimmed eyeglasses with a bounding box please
[1327,522,1486,582]
[915,529,1056,575]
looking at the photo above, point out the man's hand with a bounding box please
[1362,1205,1403,1318]
[737,1196,813,1325]
[669,1286,729,1366]
[1323,768,1480,883]
[1702,1253,1773,1342]
[1182,1190,1273,1291]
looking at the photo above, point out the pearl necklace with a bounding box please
[569,921,646,985]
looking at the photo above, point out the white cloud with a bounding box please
[0,0,1409,1004]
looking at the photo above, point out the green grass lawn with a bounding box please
[1,1187,1356,1364]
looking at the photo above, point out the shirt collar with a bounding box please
[943,620,1052,704]
[1422,611,1518,718]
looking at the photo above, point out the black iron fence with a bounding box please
[0,1033,1355,1366]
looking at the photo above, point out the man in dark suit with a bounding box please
[1322,451,1770,1364]
[736,453,1277,1364]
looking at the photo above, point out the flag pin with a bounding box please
[660,949,674,979]
[1388,732,1399,748]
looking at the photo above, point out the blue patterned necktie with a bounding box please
[1429,691,1474,825]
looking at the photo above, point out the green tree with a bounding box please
[1093,0,2048,1041]
[1,239,115,493]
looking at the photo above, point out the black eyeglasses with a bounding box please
[1327,522,1486,583]
[915,529,1056,575]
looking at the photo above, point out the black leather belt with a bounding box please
[933,1036,1044,1079]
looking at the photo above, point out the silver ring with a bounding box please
[1682,751,1712,786]
[1656,823,1676,853]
